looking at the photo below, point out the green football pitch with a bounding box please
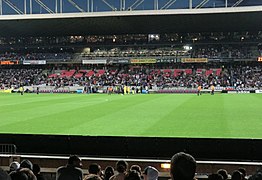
[0,93,262,139]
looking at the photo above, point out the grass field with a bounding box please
[0,93,262,139]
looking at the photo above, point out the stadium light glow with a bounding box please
[161,163,170,169]
[183,45,192,51]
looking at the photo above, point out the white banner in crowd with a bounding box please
[255,90,262,93]
[23,60,46,65]
[82,59,107,64]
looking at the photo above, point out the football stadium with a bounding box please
[0,0,262,179]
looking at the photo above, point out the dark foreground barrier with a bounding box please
[0,134,262,161]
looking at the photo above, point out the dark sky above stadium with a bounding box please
[1,0,261,15]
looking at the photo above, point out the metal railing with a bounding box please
[0,144,17,154]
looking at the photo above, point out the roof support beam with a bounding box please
[24,0,26,14]
[3,0,23,14]
[67,0,85,12]
[128,0,144,10]
[195,0,209,9]
[87,0,89,12]
[85,0,93,12]
[120,0,125,11]
[90,0,93,12]
[232,0,244,7]
[102,0,116,11]
[0,0,2,15]
[34,0,54,13]
[154,0,158,10]
[133,0,144,10]
[55,0,58,13]
[60,0,62,13]
[189,0,192,9]
[30,0,32,14]
[161,0,176,10]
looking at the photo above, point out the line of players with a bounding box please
[107,85,148,95]
[197,84,215,96]
[19,86,40,95]
[19,85,216,95]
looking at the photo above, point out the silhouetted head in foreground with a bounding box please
[170,152,196,180]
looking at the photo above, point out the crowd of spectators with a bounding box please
[0,62,262,89]
[0,42,261,62]
[1,152,262,180]
[0,68,45,89]
[1,31,261,46]
[191,45,259,59]
[81,47,190,58]
[231,65,262,88]
[0,63,262,90]
[0,52,74,61]
[80,44,260,59]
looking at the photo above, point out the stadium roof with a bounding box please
[1,6,262,37]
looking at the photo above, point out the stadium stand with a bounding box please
[1,62,261,94]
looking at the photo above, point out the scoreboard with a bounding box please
[0,60,19,65]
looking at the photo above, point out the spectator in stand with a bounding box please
[32,164,46,180]
[248,170,262,180]
[10,168,37,180]
[170,152,196,180]
[0,167,11,180]
[110,160,128,180]
[125,170,141,180]
[56,155,83,180]
[143,166,159,180]
[88,163,102,175]
[10,171,28,180]
[232,170,243,180]
[20,160,33,171]
[104,166,115,180]
[238,168,248,180]
[217,169,228,180]
[208,173,223,180]
[84,174,102,180]
[9,161,20,174]
[130,165,142,176]
[84,163,102,179]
